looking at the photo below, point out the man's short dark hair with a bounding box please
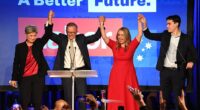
[66,22,78,29]
[166,15,181,27]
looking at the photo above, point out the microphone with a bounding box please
[186,68,193,92]
[176,48,187,66]
[69,46,76,70]
[68,46,73,69]
[73,47,76,69]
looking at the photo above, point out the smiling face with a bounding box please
[66,22,78,40]
[25,25,38,44]
[117,30,126,44]
[116,27,131,47]
[26,32,37,43]
[66,26,77,40]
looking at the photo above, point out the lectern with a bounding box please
[47,70,98,110]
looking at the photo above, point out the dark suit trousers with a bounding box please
[62,67,87,110]
[160,67,185,110]
[19,74,44,110]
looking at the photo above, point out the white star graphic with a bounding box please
[137,54,143,61]
[145,42,152,49]
[142,48,145,52]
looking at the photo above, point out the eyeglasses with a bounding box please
[67,31,76,34]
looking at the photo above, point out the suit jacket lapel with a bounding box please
[60,36,68,65]
[75,36,86,61]
[62,35,68,52]
[21,42,28,65]
[75,36,82,50]
[177,33,184,51]
[163,34,171,50]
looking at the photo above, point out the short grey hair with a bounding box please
[25,25,38,34]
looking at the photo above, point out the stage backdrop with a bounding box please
[0,0,188,86]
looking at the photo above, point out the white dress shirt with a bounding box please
[164,34,180,68]
[64,39,85,69]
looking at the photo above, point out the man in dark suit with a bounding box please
[9,11,53,110]
[46,11,101,110]
[138,14,197,109]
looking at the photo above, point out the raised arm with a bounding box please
[139,14,162,41]
[139,14,147,29]
[136,14,143,42]
[44,10,54,34]
[84,27,101,44]
[129,87,147,108]
[99,16,109,44]
[45,10,61,44]
[40,10,55,46]
[48,10,54,25]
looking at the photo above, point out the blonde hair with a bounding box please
[25,25,38,34]
[116,27,131,51]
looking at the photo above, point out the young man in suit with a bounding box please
[46,10,101,110]
[139,14,197,110]
[9,11,53,110]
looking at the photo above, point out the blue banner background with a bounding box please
[0,0,188,86]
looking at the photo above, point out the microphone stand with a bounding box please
[185,69,193,92]
[177,46,193,92]
[69,46,76,110]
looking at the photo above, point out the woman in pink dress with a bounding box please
[99,15,143,110]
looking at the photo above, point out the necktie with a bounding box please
[69,40,75,68]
